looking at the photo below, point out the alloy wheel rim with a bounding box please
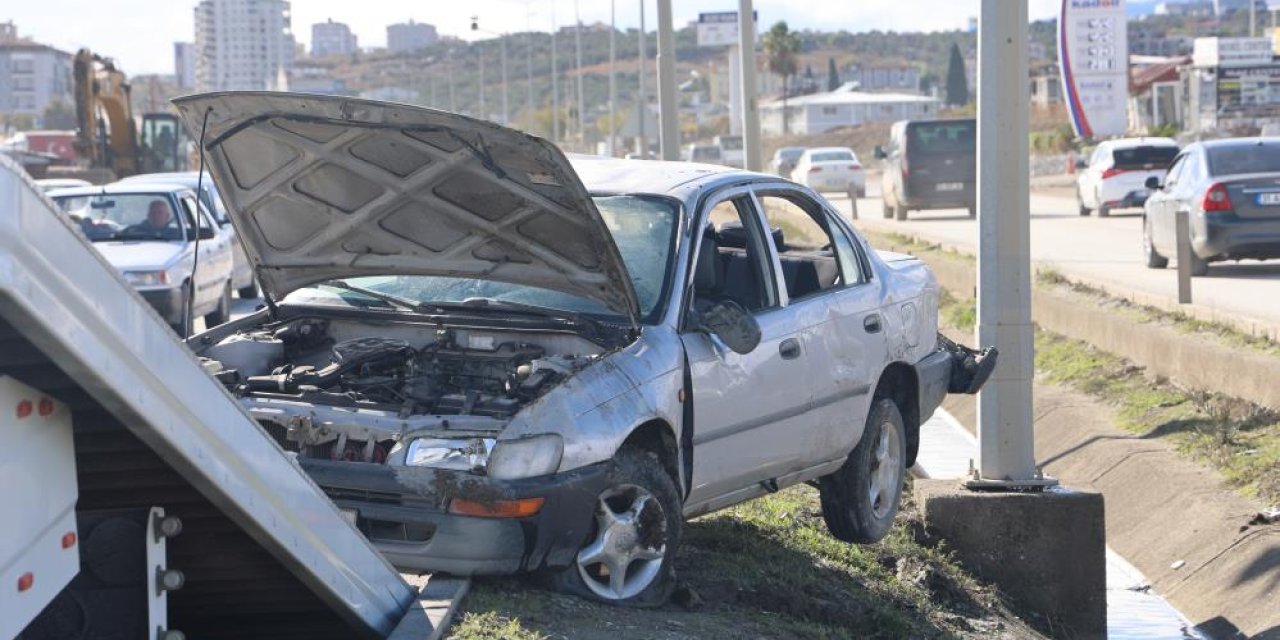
[867,419,902,519]
[575,484,667,600]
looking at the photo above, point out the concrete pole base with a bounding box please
[915,479,1107,639]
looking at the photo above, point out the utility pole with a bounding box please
[575,0,586,150]
[472,16,510,126]
[1251,0,1257,37]
[656,0,678,160]
[552,2,560,143]
[738,0,761,171]
[609,0,617,156]
[637,0,647,156]
[527,6,535,132]
[479,44,486,118]
[449,49,458,113]
[973,0,1050,488]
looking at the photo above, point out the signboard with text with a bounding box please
[1217,65,1280,114]
[697,11,755,48]
[1058,0,1130,138]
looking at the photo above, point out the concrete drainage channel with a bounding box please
[912,410,1206,639]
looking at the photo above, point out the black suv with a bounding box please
[874,118,976,220]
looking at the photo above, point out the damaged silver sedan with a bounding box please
[179,92,991,606]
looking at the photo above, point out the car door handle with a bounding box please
[779,338,802,360]
[863,314,882,334]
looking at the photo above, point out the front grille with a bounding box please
[322,486,403,506]
[260,422,299,452]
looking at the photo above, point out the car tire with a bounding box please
[1078,190,1091,216]
[204,283,231,327]
[1098,203,1110,218]
[1143,217,1168,269]
[848,195,859,220]
[549,448,682,607]
[819,398,907,544]
[882,198,894,219]
[238,280,259,299]
[857,186,867,198]
[894,202,908,221]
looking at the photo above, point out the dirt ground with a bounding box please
[447,484,1046,640]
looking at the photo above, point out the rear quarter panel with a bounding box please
[870,249,940,364]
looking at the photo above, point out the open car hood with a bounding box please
[172,92,640,323]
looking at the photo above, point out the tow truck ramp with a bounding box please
[0,152,432,636]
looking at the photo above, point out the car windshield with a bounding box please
[720,137,743,151]
[285,195,681,323]
[692,147,721,161]
[811,150,856,163]
[1207,143,1280,176]
[779,148,804,161]
[907,120,976,154]
[52,193,188,242]
[1113,145,1178,170]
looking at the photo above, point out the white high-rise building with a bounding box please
[311,19,357,57]
[386,20,438,54]
[174,42,196,88]
[194,0,295,92]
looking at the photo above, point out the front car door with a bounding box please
[1150,151,1189,255]
[680,187,814,513]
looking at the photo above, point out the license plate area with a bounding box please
[1256,192,1280,206]
[937,182,964,191]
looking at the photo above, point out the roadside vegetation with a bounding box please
[450,485,1043,639]
[910,242,1280,506]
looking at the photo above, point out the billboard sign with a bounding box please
[1217,64,1280,115]
[697,11,755,48]
[1058,0,1130,138]
[1193,37,1273,67]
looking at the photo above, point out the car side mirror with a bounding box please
[1075,159,1088,169]
[196,227,216,240]
[873,145,887,160]
[1145,176,1161,190]
[694,299,761,355]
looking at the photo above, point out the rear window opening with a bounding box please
[1113,146,1178,171]
[907,121,976,154]
[1207,144,1280,176]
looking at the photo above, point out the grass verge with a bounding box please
[449,484,1042,640]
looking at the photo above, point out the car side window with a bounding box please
[755,191,845,301]
[181,197,213,235]
[825,213,866,285]
[1164,155,1186,189]
[693,197,778,313]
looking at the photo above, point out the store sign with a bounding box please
[1217,65,1280,114]
[1193,37,1273,68]
[697,11,755,48]
[1058,0,1130,138]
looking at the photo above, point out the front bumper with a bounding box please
[137,286,186,325]
[1197,215,1280,260]
[298,458,613,575]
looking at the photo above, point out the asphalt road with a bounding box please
[833,181,1280,332]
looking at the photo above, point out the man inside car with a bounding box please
[123,199,181,239]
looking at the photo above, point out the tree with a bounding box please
[827,58,840,91]
[945,42,969,106]
[762,21,801,134]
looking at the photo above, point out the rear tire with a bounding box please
[548,449,682,607]
[1078,190,1091,216]
[1143,217,1168,269]
[882,198,893,219]
[237,280,259,299]
[1098,203,1111,218]
[1187,249,1209,277]
[204,283,231,327]
[819,398,907,544]
[894,202,908,221]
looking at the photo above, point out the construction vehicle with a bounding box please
[58,49,190,182]
[0,155,455,637]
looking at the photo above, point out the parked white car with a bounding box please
[47,182,235,332]
[791,147,866,198]
[1076,137,1179,217]
[178,93,991,607]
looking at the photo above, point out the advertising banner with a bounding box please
[1058,0,1130,138]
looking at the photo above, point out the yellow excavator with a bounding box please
[60,48,191,182]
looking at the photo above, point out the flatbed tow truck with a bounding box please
[0,154,448,638]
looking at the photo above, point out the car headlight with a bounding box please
[123,270,170,287]
[486,434,564,480]
[405,437,494,471]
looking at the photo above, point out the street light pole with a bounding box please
[656,0,678,160]
[479,44,486,119]
[637,0,647,156]
[609,0,617,156]
[472,16,511,126]
[552,2,560,142]
[737,0,761,171]
[574,0,586,149]
[526,5,535,132]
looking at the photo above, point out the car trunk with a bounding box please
[1221,174,1280,219]
[1108,145,1177,199]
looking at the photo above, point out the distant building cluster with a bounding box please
[193,0,296,92]
[312,19,358,57]
[0,21,73,125]
[386,20,439,54]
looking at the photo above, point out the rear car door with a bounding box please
[681,189,813,509]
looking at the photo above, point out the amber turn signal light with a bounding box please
[448,496,545,518]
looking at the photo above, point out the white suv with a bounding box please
[1077,137,1179,217]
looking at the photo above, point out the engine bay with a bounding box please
[198,316,602,462]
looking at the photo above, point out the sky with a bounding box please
[5,0,1062,75]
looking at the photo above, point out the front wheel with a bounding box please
[549,449,682,607]
[1078,189,1091,216]
[237,279,259,299]
[1098,203,1111,218]
[819,398,907,544]
[894,202,908,222]
[204,283,231,327]
[1143,217,1168,269]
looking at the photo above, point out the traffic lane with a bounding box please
[829,191,1280,327]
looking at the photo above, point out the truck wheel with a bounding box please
[819,398,906,544]
[238,280,259,299]
[550,448,682,607]
[894,202,908,221]
[1143,217,1168,269]
[205,283,231,327]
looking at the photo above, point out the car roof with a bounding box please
[1106,137,1178,149]
[803,147,856,155]
[1198,136,1280,151]
[118,171,210,187]
[44,182,194,198]
[568,154,766,197]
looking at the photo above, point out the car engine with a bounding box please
[199,318,596,461]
